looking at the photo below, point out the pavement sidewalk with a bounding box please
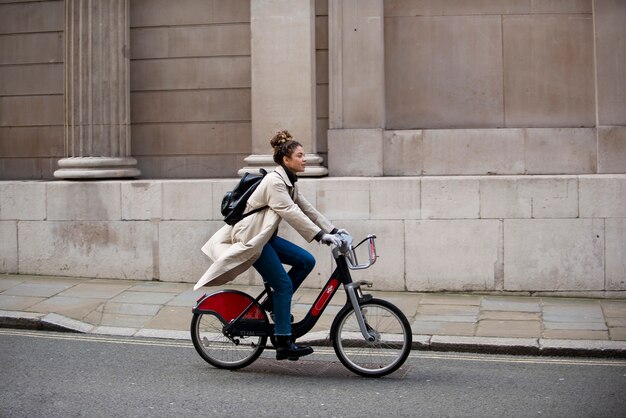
[1,274,625,357]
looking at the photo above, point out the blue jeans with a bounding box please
[253,235,315,336]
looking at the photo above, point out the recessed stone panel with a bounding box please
[421,177,480,219]
[480,176,578,219]
[423,129,524,175]
[131,90,251,123]
[594,0,626,125]
[162,180,213,220]
[130,0,250,27]
[131,57,250,91]
[131,122,251,156]
[0,126,64,158]
[47,182,122,221]
[0,221,17,273]
[121,181,163,221]
[598,126,626,174]
[579,175,626,218]
[0,1,64,34]
[328,129,383,176]
[0,95,63,127]
[606,218,626,291]
[383,130,423,176]
[503,15,594,127]
[131,24,250,59]
[0,32,63,65]
[0,64,63,96]
[18,221,154,280]
[0,181,46,220]
[315,178,370,220]
[370,178,421,220]
[158,221,220,283]
[385,15,503,129]
[136,155,245,179]
[504,219,605,291]
[524,128,596,174]
[405,220,501,292]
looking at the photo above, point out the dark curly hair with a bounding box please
[270,130,302,165]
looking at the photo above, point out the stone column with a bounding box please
[54,0,139,179]
[328,0,385,176]
[240,0,327,176]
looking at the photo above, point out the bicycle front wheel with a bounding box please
[331,298,412,377]
[191,312,267,370]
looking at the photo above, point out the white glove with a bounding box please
[321,233,342,246]
[336,228,350,236]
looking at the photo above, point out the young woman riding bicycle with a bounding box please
[194,130,347,361]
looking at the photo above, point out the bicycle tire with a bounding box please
[191,312,267,370]
[330,298,412,377]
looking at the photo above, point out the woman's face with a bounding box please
[283,145,306,173]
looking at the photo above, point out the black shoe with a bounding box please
[275,336,314,361]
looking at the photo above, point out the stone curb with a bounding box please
[2,310,626,358]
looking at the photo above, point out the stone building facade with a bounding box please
[0,0,625,296]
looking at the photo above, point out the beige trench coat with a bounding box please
[193,166,336,290]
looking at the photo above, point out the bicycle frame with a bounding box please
[193,234,378,343]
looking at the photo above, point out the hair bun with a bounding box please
[270,130,293,149]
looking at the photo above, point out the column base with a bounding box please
[238,154,328,177]
[54,157,141,179]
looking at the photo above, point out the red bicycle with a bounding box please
[190,234,412,377]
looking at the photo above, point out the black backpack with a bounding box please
[221,169,269,225]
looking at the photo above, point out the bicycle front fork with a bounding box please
[344,281,377,342]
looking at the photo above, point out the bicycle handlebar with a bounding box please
[332,233,378,270]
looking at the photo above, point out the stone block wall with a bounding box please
[0,0,64,179]
[129,0,252,178]
[2,175,624,296]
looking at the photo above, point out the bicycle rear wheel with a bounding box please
[191,312,267,370]
[331,298,412,377]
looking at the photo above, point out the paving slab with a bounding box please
[411,320,476,336]
[542,305,605,323]
[0,295,45,311]
[609,327,626,340]
[413,314,477,323]
[3,282,73,298]
[166,290,206,307]
[477,320,541,338]
[25,296,105,321]
[601,301,626,317]
[419,293,482,306]
[59,283,131,299]
[101,302,162,316]
[542,329,609,340]
[605,317,626,327]
[479,311,540,321]
[481,297,541,312]
[0,278,23,292]
[417,304,480,316]
[109,291,175,305]
[543,321,608,331]
[144,306,191,330]
[129,281,191,293]
[95,312,154,328]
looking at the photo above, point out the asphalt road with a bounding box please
[1,329,625,418]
